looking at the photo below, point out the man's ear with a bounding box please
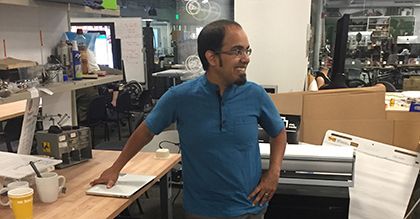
[205,50,218,67]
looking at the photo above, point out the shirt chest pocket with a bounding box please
[229,117,258,150]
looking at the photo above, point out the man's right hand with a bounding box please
[90,167,120,188]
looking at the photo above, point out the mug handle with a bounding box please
[0,188,10,206]
[57,175,66,193]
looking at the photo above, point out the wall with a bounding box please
[413,7,420,36]
[235,0,311,92]
[0,4,68,64]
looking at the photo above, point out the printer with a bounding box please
[260,142,355,187]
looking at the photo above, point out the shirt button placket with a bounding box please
[221,101,226,132]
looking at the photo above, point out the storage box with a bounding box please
[403,76,420,91]
[302,87,386,120]
[386,111,420,151]
[301,119,394,145]
[271,86,391,146]
[269,91,303,115]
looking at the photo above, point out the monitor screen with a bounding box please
[71,23,115,68]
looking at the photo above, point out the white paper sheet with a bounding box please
[349,150,418,219]
[0,152,62,179]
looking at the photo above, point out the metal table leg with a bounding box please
[160,172,173,219]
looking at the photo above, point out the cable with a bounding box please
[404,196,420,219]
[158,140,180,149]
[172,186,182,207]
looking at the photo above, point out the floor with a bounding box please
[0,118,186,219]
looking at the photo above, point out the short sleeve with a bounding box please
[145,88,178,135]
[258,88,285,137]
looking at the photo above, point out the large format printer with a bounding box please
[260,131,355,219]
[260,142,355,187]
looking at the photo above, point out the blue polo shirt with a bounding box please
[145,75,284,217]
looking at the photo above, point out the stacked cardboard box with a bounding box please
[386,111,420,151]
[403,76,420,91]
[270,86,418,151]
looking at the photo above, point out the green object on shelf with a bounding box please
[102,0,118,10]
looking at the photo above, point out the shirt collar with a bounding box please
[201,73,219,92]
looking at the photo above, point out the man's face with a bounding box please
[215,26,251,86]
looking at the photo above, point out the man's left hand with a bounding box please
[248,170,279,206]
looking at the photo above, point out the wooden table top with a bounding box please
[0,100,26,121]
[0,150,181,219]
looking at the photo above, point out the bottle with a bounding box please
[57,40,71,76]
[71,40,83,80]
[57,40,70,66]
[75,29,89,74]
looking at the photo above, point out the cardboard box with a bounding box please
[403,76,420,91]
[392,121,420,152]
[269,91,303,115]
[303,88,386,120]
[386,111,420,151]
[301,119,394,145]
[271,86,391,145]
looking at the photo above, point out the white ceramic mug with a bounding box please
[35,172,66,203]
[0,181,30,206]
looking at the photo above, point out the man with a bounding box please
[91,19,287,218]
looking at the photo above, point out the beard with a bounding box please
[234,73,247,86]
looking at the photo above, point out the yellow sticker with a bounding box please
[42,142,51,153]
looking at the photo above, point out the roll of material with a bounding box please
[155,148,170,159]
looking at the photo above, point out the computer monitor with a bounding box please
[70,22,120,69]
[329,14,350,89]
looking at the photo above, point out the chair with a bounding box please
[2,116,23,152]
[114,91,133,140]
[79,95,110,147]
[114,81,152,140]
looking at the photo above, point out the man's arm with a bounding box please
[90,121,155,188]
[248,128,287,206]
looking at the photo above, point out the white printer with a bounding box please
[260,142,355,187]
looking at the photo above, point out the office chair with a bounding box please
[3,116,23,152]
[114,81,151,140]
[79,95,110,147]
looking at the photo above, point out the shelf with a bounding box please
[0,0,38,7]
[70,4,120,17]
[0,74,123,104]
[0,0,120,16]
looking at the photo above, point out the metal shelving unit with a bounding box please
[0,0,120,16]
[0,75,123,104]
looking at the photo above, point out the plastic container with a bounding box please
[71,41,83,80]
[75,29,89,74]
[75,29,87,50]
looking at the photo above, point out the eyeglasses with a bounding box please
[215,48,252,57]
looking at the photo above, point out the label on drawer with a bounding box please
[58,142,68,148]
[58,135,66,142]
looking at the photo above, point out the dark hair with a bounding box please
[197,20,242,70]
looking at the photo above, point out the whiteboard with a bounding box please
[70,17,145,83]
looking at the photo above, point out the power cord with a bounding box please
[172,186,182,207]
[158,140,180,153]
